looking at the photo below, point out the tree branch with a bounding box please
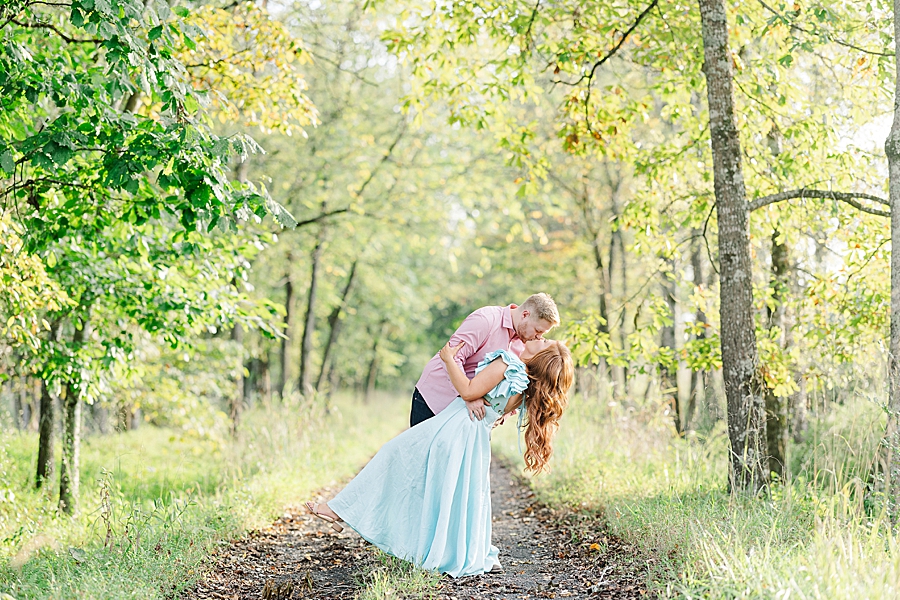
[749,188,889,217]
[554,0,659,89]
[756,0,894,58]
[294,207,350,228]
[580,0,659,134]
[522,0,542,51]
[9,18,103,43]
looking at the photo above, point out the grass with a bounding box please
[356,551,442,600]
[13,385,887,599]
[492,393,900,599]
[0,393,412,600]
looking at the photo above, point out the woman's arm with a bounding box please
[439,342,507,401]
[502,393,523,415]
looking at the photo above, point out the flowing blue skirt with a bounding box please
[328,396,501,578]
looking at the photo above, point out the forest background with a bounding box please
[0,0,898,597]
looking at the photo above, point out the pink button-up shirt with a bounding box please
[415,304,524,414]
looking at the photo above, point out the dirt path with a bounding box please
[186,461,650,599]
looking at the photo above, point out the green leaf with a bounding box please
[183,94,199,114]
[0,148,14,176]
[148,25,163,41]
[265,197,298,229]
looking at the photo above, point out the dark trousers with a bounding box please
[409,388,435,427]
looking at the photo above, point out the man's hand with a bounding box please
[465,397,487,421]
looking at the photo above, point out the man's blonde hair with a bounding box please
[521,293,560,326]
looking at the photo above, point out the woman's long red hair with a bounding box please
[522,342,574,473]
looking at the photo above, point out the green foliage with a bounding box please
[182,2,317,135]
[0,213,71,361]
[0,0,294,242]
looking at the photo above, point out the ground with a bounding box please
[186,461,651,599]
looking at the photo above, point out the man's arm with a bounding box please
[447,310,491,373]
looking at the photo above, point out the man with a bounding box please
[410,293,560,426]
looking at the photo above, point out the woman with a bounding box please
[305,338,573,577]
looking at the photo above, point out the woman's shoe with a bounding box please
[304,501,344,532]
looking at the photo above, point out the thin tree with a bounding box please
[298,225,326,396]
[35,320,60,489]
[279,261,294,398]
[698,0,769,492]
[885,0,900,515]
[59,312,90,514]
[316,259,358,392]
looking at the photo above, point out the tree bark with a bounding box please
[230,322,244,436]
[698,0,768,493]
[91,402,110,435]
[35,379,55,489]
[230,157,250,422]
[885,0,900,515]
[686,233,707,432]
[364,322,387,404]
[299,228,326,396]
[59,314,90,514]
[660,276,680,435]
[279,263,294,398]
[11,377,24,430]
[36,320,61,489]
[765,229,789,480]
[316,259,358,391]
[576,172,612,383]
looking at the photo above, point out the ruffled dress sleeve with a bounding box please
[474,349,529,411]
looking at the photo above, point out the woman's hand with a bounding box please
[492,411,516,430]
[439,341,464,365]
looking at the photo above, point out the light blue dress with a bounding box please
[328,349,529,578]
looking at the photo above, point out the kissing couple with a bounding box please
[306,293,574,577]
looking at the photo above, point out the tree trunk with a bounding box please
[35,379,55,489]
[885,0,900,515]
[686,233,707,432]
[59,314,90,515]
[791,376,808,443]
[230,322,244,436]
[299,229,326,396]
[279,264,294,398]
[765,229,789,480]
[21,378,34,430]
[660,275,681,435]
[698,0,768,493]
[230,157,250,422]
[28,378,40,431]
[610,226,628,398]
[577,175,612,384]
[316,259,358,392]
[364,334,382,404]
[91,402,110,435]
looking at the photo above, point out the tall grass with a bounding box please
[0,393,409,599]
[492,394,899,599]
